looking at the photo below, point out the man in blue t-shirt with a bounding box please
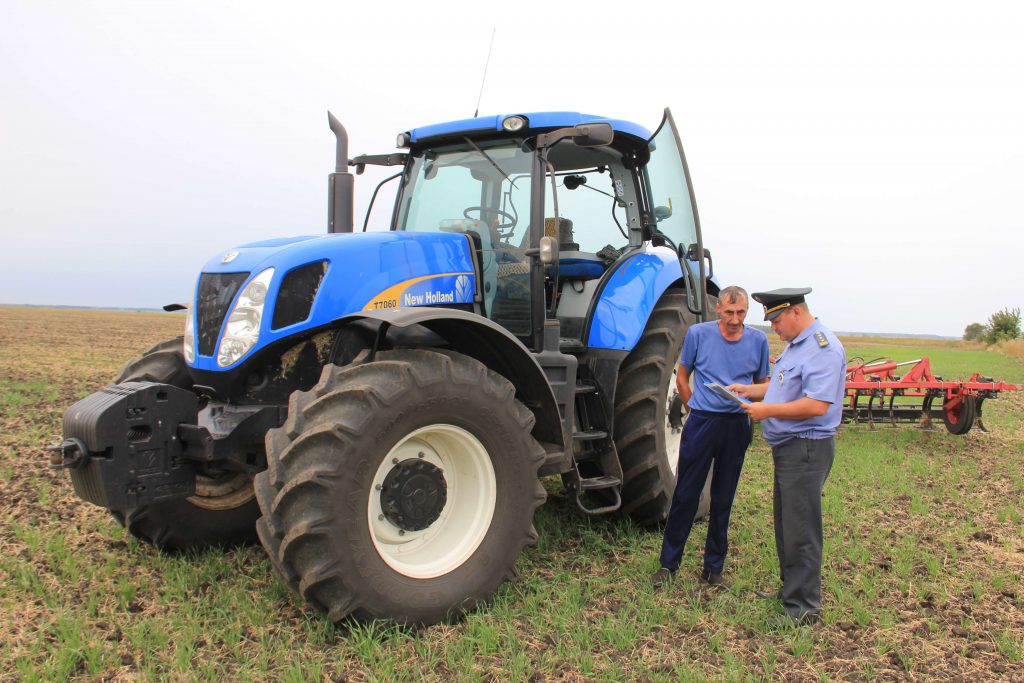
[652,285,770,590]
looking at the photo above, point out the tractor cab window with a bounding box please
[543,145,631,255]
[395,140,536,338]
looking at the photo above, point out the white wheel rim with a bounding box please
[665,369,684,477]
[368,424,496,579]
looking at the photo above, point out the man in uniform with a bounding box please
[728,288,846,627]
[651,286,770,590]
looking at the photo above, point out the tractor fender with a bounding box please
[343,308,563,447]
[585,245,687,350]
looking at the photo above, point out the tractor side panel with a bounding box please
[585,245,685,351]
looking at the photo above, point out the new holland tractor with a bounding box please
[51,108,719,625]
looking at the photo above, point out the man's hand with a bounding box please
[741,401,772,421]
[728,382,768,401]
[676,364,692,412]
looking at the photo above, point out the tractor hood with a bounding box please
[190,231,477,371]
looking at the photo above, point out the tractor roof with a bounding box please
[405,112,652,145]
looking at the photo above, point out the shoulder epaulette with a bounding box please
[814,331,829,348]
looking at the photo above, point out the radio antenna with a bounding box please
[473,29,496,118]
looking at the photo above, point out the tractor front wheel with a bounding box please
[254,349,546,625]
[111,337,260,550]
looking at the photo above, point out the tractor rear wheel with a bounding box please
[254,349,546,625]
[110,337,260,550]
[613,289,710,526]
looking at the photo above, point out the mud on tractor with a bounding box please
[50,109,719,625]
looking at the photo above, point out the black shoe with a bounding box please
[700,570,731,589]
[754,588,782,600]
[765,611,820,631]
[651,567,675,590]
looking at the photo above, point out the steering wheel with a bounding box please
[463,206,516,231]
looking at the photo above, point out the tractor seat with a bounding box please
[550,250,605,281]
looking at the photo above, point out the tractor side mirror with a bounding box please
[653,205,672,222]
[573,123,614,147]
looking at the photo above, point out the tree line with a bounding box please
[963,307,1021,343]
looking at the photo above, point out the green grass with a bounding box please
[1,309,1022,680]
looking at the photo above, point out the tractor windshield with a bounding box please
[395,139,533,248]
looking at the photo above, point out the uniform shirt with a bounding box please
[762,319,846,446]
[680,321,770,414]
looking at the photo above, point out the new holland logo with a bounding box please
[220,250,239,264]
[455,275,471,301]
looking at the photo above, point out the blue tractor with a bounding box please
[53,109,718,625]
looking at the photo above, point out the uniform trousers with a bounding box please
[659,409,752,573]
[771,436,835,618]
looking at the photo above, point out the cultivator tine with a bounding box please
[919,393,939,431]
[974,398,989,432]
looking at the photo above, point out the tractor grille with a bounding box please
[196,272,249,356]
[272,261,327,330]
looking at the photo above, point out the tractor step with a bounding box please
[572,429,608,442]
[559,340,587,354]
[575,380,597,394]
[579,475,621,490]
[573,475,622,515]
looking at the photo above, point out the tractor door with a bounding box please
[644,108,708,317]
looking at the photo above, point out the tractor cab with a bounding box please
[339,110,712,351]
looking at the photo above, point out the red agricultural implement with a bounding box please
[843,357,1022,435]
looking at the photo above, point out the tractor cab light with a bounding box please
[396,132,410,148]
[501,116,527,132]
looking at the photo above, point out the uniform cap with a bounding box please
[751,287,812,321]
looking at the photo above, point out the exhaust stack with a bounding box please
[327,111,354,233]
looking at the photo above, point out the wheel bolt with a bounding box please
[378,514,384,521]
[392,458,399,465]
[417,451,425,458]
[398,530,405,536]
[375,484,382,491]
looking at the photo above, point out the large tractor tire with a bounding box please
[255,349,546,625]
[614,290,715,526]
[110,337,260,550]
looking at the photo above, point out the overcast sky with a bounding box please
[2,1,1021,337]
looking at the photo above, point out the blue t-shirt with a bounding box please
[762,319,846,446]
[680,322,770,414]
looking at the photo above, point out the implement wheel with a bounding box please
[942,394,976,435]
[254,349,545,625]
[111,337,260,550]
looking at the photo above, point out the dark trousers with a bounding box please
[659,410,752,573]
[772,436,835,618]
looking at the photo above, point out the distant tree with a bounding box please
[963,322,986,342]
[983,307,1022,344]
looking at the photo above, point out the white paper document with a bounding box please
[703,382,751,405]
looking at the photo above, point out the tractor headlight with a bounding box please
[217,268,274,367]
[502,116,527,132]
[183,309,195,364]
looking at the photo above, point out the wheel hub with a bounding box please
[380,459,448,531]
[667,392,684,429]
